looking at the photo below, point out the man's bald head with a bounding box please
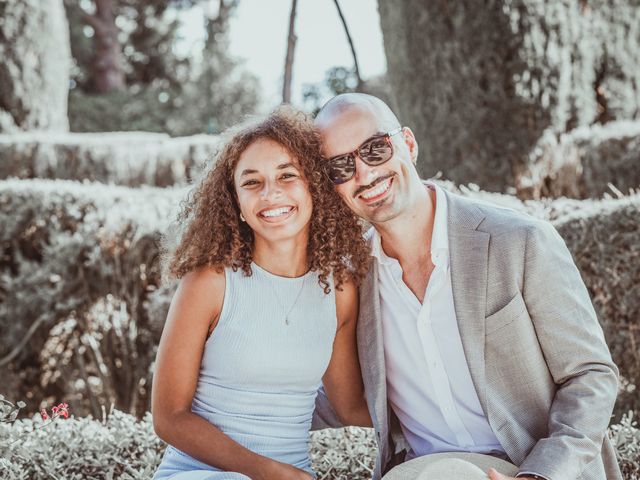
[315,93,400,132]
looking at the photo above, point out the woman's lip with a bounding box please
[359,177,393,204]
[257,206,296,223]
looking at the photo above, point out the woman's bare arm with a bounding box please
[321,278,372,428]
[151,268,311,480]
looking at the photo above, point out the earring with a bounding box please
[240,213,246,222]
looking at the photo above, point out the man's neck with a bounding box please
[375,184,436,264]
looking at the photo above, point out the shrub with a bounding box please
[0,406,638,479]
[0,131,218,187]
[1,179,638,421]
[516,121,640,200]
[0,179,184,418]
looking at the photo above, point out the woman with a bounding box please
[152,106,371,480]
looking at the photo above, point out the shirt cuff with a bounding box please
[517,472,550,480]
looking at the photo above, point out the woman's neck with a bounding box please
[252,233,309,278]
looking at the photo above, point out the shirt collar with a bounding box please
[429,181,449,256]
[370,182,450,266]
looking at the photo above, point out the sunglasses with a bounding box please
[324,127,403,185]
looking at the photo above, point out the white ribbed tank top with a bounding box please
[186,262,337,471]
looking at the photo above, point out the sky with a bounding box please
[178,0,387,110]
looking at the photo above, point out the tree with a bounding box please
[75,0,126,93]
[186,0,259,134]
[331,0,362,90]
[282,0,298,104]
[65,0,193,93]
[66,0,260,135]
[378,0,640,192]
[0,0,71,132]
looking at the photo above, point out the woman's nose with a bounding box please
[260,181,282,201]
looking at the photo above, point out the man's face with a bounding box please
[318,107,418,225]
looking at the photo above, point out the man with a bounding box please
[313,93,621,480]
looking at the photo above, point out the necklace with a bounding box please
[263,270,308,325]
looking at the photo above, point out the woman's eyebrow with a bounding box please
[277,162,297,170]
[240,168,258,176]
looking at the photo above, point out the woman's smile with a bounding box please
[257,205,296,223]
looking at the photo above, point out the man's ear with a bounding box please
[402,127,419,165]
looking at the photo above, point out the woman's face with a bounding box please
[233,138,313,245]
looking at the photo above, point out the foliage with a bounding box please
[0,179,185,418]
[552,194,640,418]
[0,405,638,479]
[378,0,640,191]
[0,130,218,187]
[516,121,640,200]
[65,0,261,135]
[302,67,395,116]
[0,407,165,479]
[65,0,193,92]
[610,412,640,480]
[1,178,639,422]
[302,66,359,115]
[69,88,185,135]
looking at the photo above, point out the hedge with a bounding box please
[1,178,638,421]
[517,121,640,199]
[0,405,638,480]
[0,132,218,187]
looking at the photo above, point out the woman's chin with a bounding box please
[253,223,310,245]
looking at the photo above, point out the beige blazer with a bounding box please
[314,189,621,480]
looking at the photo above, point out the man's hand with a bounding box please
[488,468,536,480]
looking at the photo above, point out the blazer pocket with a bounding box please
[485,291,528,335]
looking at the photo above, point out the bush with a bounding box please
[1,179,638,422]
[0,179,184,418]
[516,121,640,200]
[0,131,219,187]
[552,193,640,418]
[0,407,164,479]
[0,406,638,479]
[68,81,259,137]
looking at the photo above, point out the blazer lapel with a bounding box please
[445,190,491,417]
[358,256,389,433]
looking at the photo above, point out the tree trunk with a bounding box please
[81,0,126,93]
[0,0,71,132]
[332,0,362,90]
[378,0,640,193]
[282,0,298,104]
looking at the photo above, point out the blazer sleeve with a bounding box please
[518,220,619,480]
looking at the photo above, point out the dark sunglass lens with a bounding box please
[328,155,356,184]
[359,137,392,165]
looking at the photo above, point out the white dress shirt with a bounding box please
[372,182,505,460]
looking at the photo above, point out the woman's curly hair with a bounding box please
[165,105,370,293]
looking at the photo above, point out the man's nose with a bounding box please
[353,154,378,185]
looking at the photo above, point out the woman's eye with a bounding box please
[241,180,259,187]
[281,172,297,180]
